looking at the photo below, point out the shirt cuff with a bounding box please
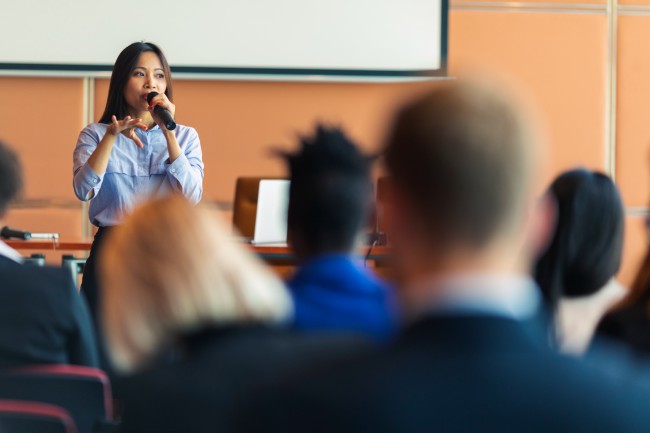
[166,153,191,180]
[75,164,104,200]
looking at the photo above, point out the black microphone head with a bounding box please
[0,226,31,240]
[146,91,160,104]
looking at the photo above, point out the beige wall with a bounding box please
[2,0,649,285]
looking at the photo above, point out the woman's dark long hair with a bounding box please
[535,169,625,315]
[98,42,173,124]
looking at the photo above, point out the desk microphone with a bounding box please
[147,92,176,130]
[1,226,31,240]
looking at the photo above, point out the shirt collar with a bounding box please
[0,240,22,263]
[411,273,541,321]
[134,122,161,133]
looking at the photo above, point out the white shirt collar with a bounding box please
[411,273,541,321]
[0,239,23,263]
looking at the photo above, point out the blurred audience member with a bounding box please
[535,169,626,354]
[596,218,650,358]
[101,195,368,433]
[0,140,98,368]
[236,82,650,433]
[277,125,396,342]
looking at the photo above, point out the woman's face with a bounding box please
[124,51,167,116]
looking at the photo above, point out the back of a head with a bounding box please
[100,195,292,373]
[535,169,624,307]
[281,125,374,257]
[384,80,534,250]
[0,140,23,219]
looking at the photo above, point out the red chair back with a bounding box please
[0,399,77,433]
[0,364,113,433]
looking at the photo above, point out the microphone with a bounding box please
[147,92,176,130]
[1,226,32,240]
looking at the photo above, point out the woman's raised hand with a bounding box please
[108,115,148,148]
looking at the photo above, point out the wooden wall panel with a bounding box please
[0,78,85,200]
[615,15,650,207]
[619,0,650,6]
[3,208,83,240]
[449,11,608,186]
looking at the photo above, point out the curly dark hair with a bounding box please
[277,124,374,257]
[0,140,22,218]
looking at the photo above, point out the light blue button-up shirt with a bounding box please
[73,123,204,227]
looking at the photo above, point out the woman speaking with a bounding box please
[73,42,204,318]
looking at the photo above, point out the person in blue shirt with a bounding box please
[277,125,396,343]
[72,42,204,318]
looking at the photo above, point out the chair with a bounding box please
[0,365,116,433]
[0,399,76,433]
[232,177,285,238]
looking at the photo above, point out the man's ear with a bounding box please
[528,192,558,262]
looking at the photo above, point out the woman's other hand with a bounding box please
[108,115,148,148]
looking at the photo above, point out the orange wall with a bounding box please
[93,79,433,205]
[449,11,608,178]
[1,2,649,286]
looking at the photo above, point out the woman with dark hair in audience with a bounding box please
[534,168,626,354]
[596,224,650,357]
[100,195,367,433]
[72,42,204,319]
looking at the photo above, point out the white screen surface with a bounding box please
[0,0,446,78]
[253,180,290,246]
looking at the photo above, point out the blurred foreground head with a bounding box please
[383,80,546,294]
[100,195,292,373]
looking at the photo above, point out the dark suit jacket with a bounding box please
[0,256,99,369]
[118,326,370,433]
[237,315,650,433]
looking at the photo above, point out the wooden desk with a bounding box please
[6,240,91,251]
[6,239,390,265]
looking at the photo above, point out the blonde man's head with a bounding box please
[100,195,292,373]
[384,80,536,250]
